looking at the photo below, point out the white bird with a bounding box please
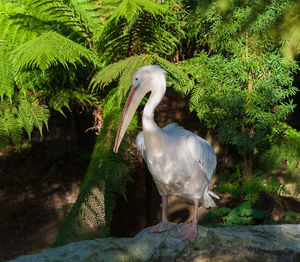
[113,65,218,242]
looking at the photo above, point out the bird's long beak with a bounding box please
[113,84,146,153]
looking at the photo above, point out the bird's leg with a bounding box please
[177,198,199,243]
[148,194,177,233]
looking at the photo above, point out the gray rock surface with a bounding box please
[9,225,300,262]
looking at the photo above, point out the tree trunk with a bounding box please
[243,150,254,179]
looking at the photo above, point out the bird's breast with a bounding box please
[145,147,198,197]
[142,130,209,199]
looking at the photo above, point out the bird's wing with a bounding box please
[136,131,146,159]
[163,123,217,180]
[186,134,217,181]
[163,122,191,136]
[137,123,189,159]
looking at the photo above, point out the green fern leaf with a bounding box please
[0,3,42,46]
[48,89,97,116]
[107,0,167,23]
[0,112,9,147]
[18,95,50,137]
[91,54,192,105]
[0,47,14,100]
[26,0,101,35]
[12,31,101,71]
[3,107,23,145]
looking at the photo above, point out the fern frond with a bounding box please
[91,54,153,90]
[1,106,22,145]
[12,31,101,71]
[107,0,167,23]
[14,69,52,94]
[48,89,97,116]
[0,47,14,100]
[155,56,193,93]
[0,94,50,146]
[91,54,192,105]
[23,0,101,36]
[0,116,9,147]
[0,10,41,46]
[94,19,130,61]
[67,0,101,35]
[5,110,23,145]
[18,95,50,136]
[1,0,101,52]
[94,1,180,61]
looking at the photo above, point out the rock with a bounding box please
[9,225,300,262]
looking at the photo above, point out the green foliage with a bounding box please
[52,88,138,246]
[0,1,40,46]
[178,1,299,178]
[0,43,51,146]
[258,124,300,195]
[47,88,97,117]
[95,0,186,62]
[91,54,192,105]
[106,0,167,23]
[216,163,287,207]
[0,0,102,148]
[281,210,300,223]
[0,0,100,47]
[282,0,300,60]
[62,1,196,245]
[200,202,274,227]
[181,49,298,156]
[19,0,101,37]
[2,0,300,248]
[0,1,105,246]
[259,124,300,174]
[193,0,294,54]
[12,31,101,71]
[53,0,300,245]
[0,94,49,147]
[0,47,14,100]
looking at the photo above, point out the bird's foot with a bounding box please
[148,221,177,234]
[177,222,198,243]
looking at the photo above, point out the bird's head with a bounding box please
[131,65,167,92]
[113,65,167,153]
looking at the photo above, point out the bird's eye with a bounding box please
[135,77,138,81]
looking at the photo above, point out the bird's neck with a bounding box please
[142,90,164,154]
[141,77,166,155]
[142,87,164,132]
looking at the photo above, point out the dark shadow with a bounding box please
[168,208,190,223]
[0,108,95,261]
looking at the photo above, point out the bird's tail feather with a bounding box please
[208,190,220,200]
[202,189,220,208]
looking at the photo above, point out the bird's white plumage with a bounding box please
[136,131,146,158]
[186,133,216,181]
[136,122,218,207]
[163,123,216,179]
[117,65,218,210]
[115,65,219,242]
